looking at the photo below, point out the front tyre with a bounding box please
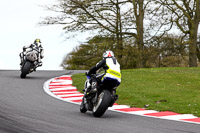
[20,61,32,78]
[92,90,111,117]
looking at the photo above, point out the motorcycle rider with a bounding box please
[85,50,121,95]
[19,39,44,68]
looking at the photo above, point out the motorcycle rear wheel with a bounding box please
[92,90,111,117]
[20,61,32,78]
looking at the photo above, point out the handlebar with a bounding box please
[85,72,105,80]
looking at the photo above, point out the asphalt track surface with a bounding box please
[0,70,199,133]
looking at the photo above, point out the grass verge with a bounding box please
[72,67,200,117]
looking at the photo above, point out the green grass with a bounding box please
[72,67,200,117]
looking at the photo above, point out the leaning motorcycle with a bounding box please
[20,47,40,78]
[80,73,119,117]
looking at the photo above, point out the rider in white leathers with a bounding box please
[85,50,121,94]
[19,39,44,68]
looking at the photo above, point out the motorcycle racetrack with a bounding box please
[0,70,199,133]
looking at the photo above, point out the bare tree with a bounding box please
[155,0,200,67]
[41,0,174,67]
[41,0,137,61]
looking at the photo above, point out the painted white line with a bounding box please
[49,81,72,85]
[52,91,80,94]
[108,105,130,110]
[161,114,198,120]
[59,75,72,77]
[43,78,57,99]
[129,110,158,115]
[43,78,81,105]
[51,79,72,82]
[49,87,76,91]
[55,94,84,97]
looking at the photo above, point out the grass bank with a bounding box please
[72,67,200,117]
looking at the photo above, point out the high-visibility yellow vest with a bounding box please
[104,58,121,82]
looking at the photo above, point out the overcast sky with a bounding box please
[1,1,199,70]
[0,0,89,70]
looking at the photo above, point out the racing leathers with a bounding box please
[19,43,44,67]
[86,57,121,94]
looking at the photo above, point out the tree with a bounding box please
[129,0,145,67]
[126,0,174,67]
[62,35,115,69]
[155,0,200,67]
[42,0,137,62]
[42,0,179,68]
[42,0,164,67]
[150,35,188,67]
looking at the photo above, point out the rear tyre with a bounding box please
[20,61,32,78]
[92,90,111,117]
[80,98,87,113]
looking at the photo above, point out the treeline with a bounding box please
[41,0,200,69]
[62,35,199,69]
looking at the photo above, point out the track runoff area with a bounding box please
[43,75,200,125]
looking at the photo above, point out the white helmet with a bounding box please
[103,50,114,58]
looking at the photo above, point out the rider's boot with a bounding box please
[38,62,42,66]
[38,58,43,66]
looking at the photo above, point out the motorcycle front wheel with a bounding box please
[92,90,111,117]
[20,61,32,78]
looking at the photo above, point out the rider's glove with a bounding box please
[85,71,89,76]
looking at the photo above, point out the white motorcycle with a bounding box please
[20,47,41,78]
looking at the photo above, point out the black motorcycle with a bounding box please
[20,47,41,78]
[80,73,119,117]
